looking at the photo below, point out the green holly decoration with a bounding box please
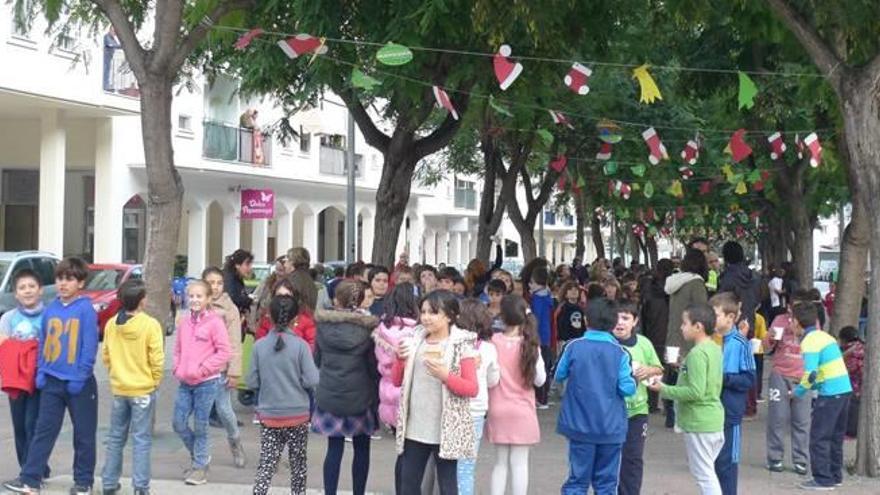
[603,161,618,175]
[350,68,381,91]
[536,129,554,147]
[644,181,654,198]
[376,43,413,66]
[746,168,762,184]
[630,164,646,177]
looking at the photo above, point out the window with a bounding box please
[30,257,58,287]
[454,178,476,210]
[178,114,193,132]
[544,210,556,225]
[10,7,31,39]
[320,134,346,149]
[563,214,574,226]
[56,32,76,52]
[299,130,311,153]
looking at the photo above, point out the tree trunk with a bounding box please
[646,235,659,267]
[629,231,641,266]
[832,197,868,333]
[475,136,509,263]
[516,220,539,263]
[574,192,586,260]
[139,79,184,326]
[591,213,605,260]
[788,200,815,288]
[371,154,416,268]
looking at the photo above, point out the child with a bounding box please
[486,279,506,333]
[649,303,724,495]
[528,267,555,409]
[373,282,420,429]
[613,301,663,495]
[457,299,500,495]
[203,266,247,468]
[172,280,232,486]
[437,267,459,292]
[839,326,864,439]
[709,292,755,495]
[4,258,99,495]
[762,294,810,475]
[487,295,546,495]
[555,298,636,494]
[249,295,319,495]
[554,281,586,347]
[100,279,165,495]
[792,303,852,490]
[0,270,47,477]
[255,278,316,352]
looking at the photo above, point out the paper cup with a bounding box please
[665,346,680,364]
[772,327,784,340]
[750,338,762,354]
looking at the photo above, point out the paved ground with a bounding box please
[2,337,879,494]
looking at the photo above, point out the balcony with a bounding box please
[319,145,362,177]
[202,121,272,166]
[104,47,140,97]
[454,188,476,210]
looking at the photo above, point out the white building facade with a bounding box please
[0,8,578,277]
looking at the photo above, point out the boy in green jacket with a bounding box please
[649,303,725,495]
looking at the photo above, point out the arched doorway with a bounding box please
[207,201,225,268]
[317,206,345,263]
[121,194,146,263]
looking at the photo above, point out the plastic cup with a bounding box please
[750,338,762,354]
[772,327,784,340]
[665,346,680,364]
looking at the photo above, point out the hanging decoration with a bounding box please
[795,133,805,159]
[630,164,647,177]
[746,169,762,184]
[597,142,614,161]
[735,181,748,195]
[488,95,513,117]
[642,127,669,165]
[643,181,655,199]
[667,180,684,198]
[549,110,575,129]
[576,175,586,189]
[603,161,619,175]
[549,155,568,173]
[432,86,459,120]
[804,133,822,167]
[494,45,523,91]
[675,206,686,220]
[721,164,736,182]
[597,120,623,143]
[633,223,646,237]
[699,181,713,196]
[277,34,327,59]
[768,132,787,160]
[234,28,263,50]
[564,63,592,95]
[679,165,694,180]
[376,42,413,66]
[680,137,700,165]
[536,129,554,147]
[725,128,753,163]
[351,68,381,90]
[610,180,632,200]
[737,72,759,110]
[632,64,662,104]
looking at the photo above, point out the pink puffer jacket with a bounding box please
[373,316,418,427]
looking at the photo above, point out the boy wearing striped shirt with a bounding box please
[792,302,852,491]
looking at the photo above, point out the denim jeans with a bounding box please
[101,393,156,490]
[214,373,241,441]
[173,378,220,469]
[457,414,486,495]
[9,391,41,471]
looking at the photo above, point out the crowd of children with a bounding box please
[0,240,866,494]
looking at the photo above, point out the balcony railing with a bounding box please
[319,145,362,176]
[105,50,140,97]
[454,188,476,210]
[203,121,272,166]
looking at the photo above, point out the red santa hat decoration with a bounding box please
[564,63,592,95]
[726,128,753,163]
[803,132,822,167]
[432,86,459,120]
[494,45,523,91]
[767,132,786,160]
[549,110,575,130]
[549,155,568,173]
[277,34,328,59]
[642,127,669,165]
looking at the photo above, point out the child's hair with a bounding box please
[12,269,41,288]
[223,249,254,275]
[839,326,861,344]
[187,279,211,297]
[270,295,299,352]
[368,265,390,283]
[437,266,460,282]
[585,298,617,331]
[531,266,549,287]
[382,282,419,325]
[335,279,367,309]
[559,281,581,300]
[487,279,507,296]
[684,303,716,336]
[681,248,709,279]
[55,257,89,281]
[345,261,366,279]
[722,241,745,264]
[709,291,740,317]
[791,302,818,329]
[118,279,147,312]
[586,282,606,301]
[499,295,539,387]
[201,266,224,280]
[458,298,493,341]
[420,289,461,324]
[616,301,639,318]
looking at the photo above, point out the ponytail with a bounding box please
[500,294,540,387]
[270,295,299,352]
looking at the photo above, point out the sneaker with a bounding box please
[229,438,247,468]
[767,460,784,472]
[757,397,766,403]
[536,403,550,410]
[799,480,834,491]
[184,468,208,486]
[3,478,40,494]
[794,463,809,475]
[370,434,383,440]
[134,488,151,495]
[102,485,121,495]
[69,485,92,495]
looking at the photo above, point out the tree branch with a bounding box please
[169,0,256,72]
[150,0,184,72]
[336,89,391,153]
[92,0,147,78]
[413,93,471,159]
[765,0,846,91]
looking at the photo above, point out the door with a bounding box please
[4,205,38,251]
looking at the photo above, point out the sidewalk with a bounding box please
[31,476,380,494]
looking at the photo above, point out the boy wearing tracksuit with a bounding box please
[529,267,555,408]
[710,292,755,495]
[556,298,636,494]
[792,302,853,490]
[4,257,100,495]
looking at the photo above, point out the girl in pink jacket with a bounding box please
[172,280,231,485]
[373,283,420,428]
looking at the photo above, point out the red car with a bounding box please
[83,264,143,337]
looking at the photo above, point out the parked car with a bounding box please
[0,251,60,316]
[244,263,273,293]
[83,264,143,336]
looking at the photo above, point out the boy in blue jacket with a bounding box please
[4,257,99,495]
[709,292,755,495]
[555,298,636,495]
[529,266,555,408]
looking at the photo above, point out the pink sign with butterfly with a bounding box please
[240,189,274,219]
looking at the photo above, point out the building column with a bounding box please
[459,233,470,265]
[222,208,240,258]
[436,231,448,265]
[93,118,123,262]
[361,213,375,263]
[251,218,269,262]
[187,203,208,278]
[302,211,318,260]
[276,207,293,259]
[448,231,461,268]
[469,234,478,262]
[39,110,66,255]
[424,230,436,265]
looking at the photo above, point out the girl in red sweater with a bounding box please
[255,278,315,353]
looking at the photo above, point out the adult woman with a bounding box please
[663,248,708,427]
[312,280,379,495]
[464,243,503,297]
[223,249,254,322]
[368,266,390,317]
[393,290,479,494]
